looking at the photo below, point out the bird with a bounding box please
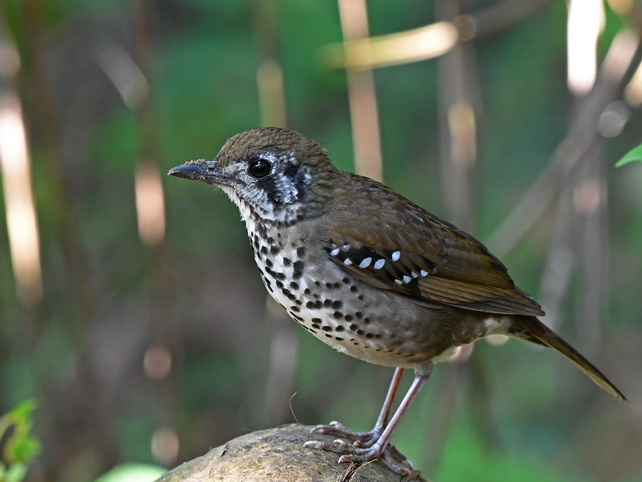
[168,126,627,473]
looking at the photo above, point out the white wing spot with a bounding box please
[330,248,340,256]
[374,259,385,270]
[344,258,353,266]
[391,251,401,261]
[411,271,419,278]
[394,279,403,285]
[420,269,428,277]
[402,275,412,284]
[359,257,372,269]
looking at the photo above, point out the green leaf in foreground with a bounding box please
[0,399,41,482]
[615,144,642,167]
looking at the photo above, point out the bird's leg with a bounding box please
[311,367,405,445]
[306,363,433,474]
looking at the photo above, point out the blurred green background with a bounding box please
[1,0,641,481]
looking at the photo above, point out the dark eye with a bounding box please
[248,158,271,178]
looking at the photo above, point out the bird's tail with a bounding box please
[509,316,627,403]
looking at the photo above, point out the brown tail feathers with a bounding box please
[509,316,627,403]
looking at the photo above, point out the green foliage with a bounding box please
[615,144,642,167]
[0,400,41,482]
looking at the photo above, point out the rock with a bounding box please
[157,424,428,482]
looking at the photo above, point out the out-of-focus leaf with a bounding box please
[615,144,642,167]
[6,437,41,464]
[4,463,28,482]
[1,400,41,466]
[8,400,37,425]
[95,463,166,482]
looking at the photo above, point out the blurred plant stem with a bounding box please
[254,0,287,128]
[488,30,641,258]
[337,0,383,182]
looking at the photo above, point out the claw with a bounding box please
[309,425,326,434]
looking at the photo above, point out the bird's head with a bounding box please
[169,127,335,224]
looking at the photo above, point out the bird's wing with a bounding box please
[324,184,544,316]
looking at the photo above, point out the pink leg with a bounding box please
[311,367,405,446]
[305,363,433,474]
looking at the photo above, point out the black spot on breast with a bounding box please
[297,247,306,257]
[331,300,343,309]
[282,288,295,300]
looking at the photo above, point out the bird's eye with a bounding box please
[248,158,271,178]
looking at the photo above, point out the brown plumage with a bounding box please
[169,127,626,473]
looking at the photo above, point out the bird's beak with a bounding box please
[168,160,239,186]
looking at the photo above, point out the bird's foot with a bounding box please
[310,421,380,447]
[303,431,413,475]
